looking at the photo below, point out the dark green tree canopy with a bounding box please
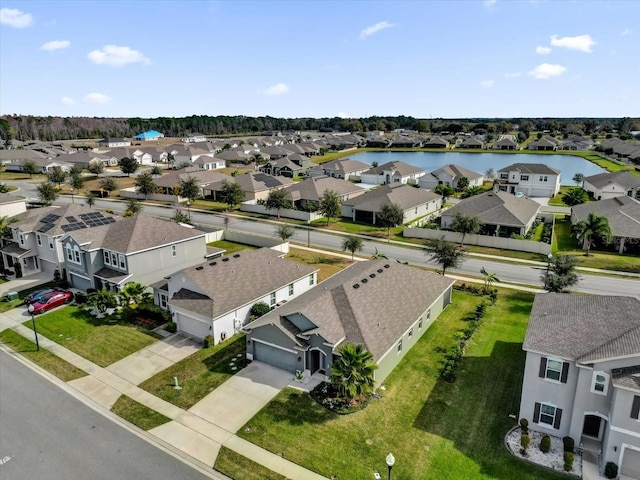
[450,212,482,246]
[87,162,105,175]
[118,157,139,177]
[179,177,201,202]
[426,236,466,275]
[99,177,118,192]
[21,160,39,178]
[330,343,378,401]
[135,172,157,198]
[562,188,588,206]
[275,223,295,242]
[342,235,363,261]
[265,188,292,218]
[541,255,579,292]
[36,181,59,205]
[318,189,341,225]
[47,166,67,187]
[376,203,404,239]
[572,212,613,256]
[219,180,245,210]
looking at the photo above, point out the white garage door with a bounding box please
[621,447,640,479]
[254,341,297,373]
[175,312,209,340]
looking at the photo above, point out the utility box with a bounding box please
[5,291,19,301]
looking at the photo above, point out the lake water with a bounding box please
[350,151,606,185]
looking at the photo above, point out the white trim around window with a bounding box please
[590,371,609,396]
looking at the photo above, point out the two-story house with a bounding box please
[519,294,640,478]
[359,160,426,185]
[494,163,561,197]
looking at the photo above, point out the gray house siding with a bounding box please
[247,325,304,373]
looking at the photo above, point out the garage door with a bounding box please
[621,447,640,479]
[69,272,91,292]
[175,312,209,340]
[253,341,297,373]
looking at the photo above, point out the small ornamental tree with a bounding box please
[119,157,139,177]
[376,203,404,241]
[88,162,105,175]
[219,180,245,210]
[265,188,292,219]
[134,172,157,199]
[250,302,271,318]
[47,166,67,187]
[318,189,341,225]
[275,224,295,242]
[99,177,118,194]
[539,435,551,453]
[36,181,59,205]
[22,160,39,178]
[342,235,363,262]
[450,212,482,246]
[562,187,588,206]
[426,236,466,276]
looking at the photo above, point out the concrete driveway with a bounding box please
[186,361,293,433]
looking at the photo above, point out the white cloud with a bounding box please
[504,71,522,78]
[263,83,290,96]
[550,34,596,53]
[359,21,395,40]
[621,29,632,36]
[83,93,112,104]
[87,45,151,67]
[41,40,70,51]
[480,80,494,88]
[535,46,552,54]
[0,8,33,28]
[528,63,567,79]
[60,96,75,105]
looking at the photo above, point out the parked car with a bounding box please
[23,287,63,305]
[28,291,74,315]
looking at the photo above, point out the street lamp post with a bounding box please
[28,305,39,351]
[307,219,311,247]
[70,188,74,204]
[386,453,395,480]
[545,253,553,290]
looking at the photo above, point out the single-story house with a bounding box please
[571,196,640,254]
[519,293,640,479]
[423,136,449,149]
[155,248,318,343]
[182,133,207,143]
[244,260,455,385]
[342,184,442,225]
[360,161,426,185]
[0,193,27,218]
[419,164,484,190]
[4,157,74,174]
[204,172,293,202]
[134,130,164,141]
[527,136,560,151]
[317,158,372,180]
[62,151,118,168]
[0,149,49,165]
[154,167,231,196]
[583,171,640,201]
[192,155,226,170]
[97,138,130,148]
[458,137,484,149]
[441,190,540,237]
[284,176,366,210]
[493,137,518,150]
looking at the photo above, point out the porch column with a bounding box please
[618,237,626,254]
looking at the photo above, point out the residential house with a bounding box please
[154,167,231,196]
[259,157,305,178]
[62,151,118,168]
[284,176,365,210]
[61,214,209,292]
[527,136,560,151]
[360,160,426,185]
[97,138,130,148]
[494,163,561,197]
[133,130,164,141]
[182,133,207,143]
[0,194,27,218]
[441,190,540,237]
[423,136,449,149]
[561,136,593,151]
[171,146,218,167]
[519,294,640,479]
[0,149,50,166]
[458,136,484,149]
[583,171,640,201]
[390,136,423,148]
[571,196,640,254]
[107,147,153,165]
[342,184,441,225]
[154,248,318,343]
[204,172,293,202]
[492,137,519,150]
[4,156,74,174]
[366,137,391,148]
[318,158,371,180]
[419,164,484,190]
[245,260,454,385]
[192,155,226,171]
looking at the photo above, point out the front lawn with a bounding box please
[237,289,565,480]
[0,329,86,381]
[139,333,247,409]
[207,240,258,255]
[214,447,287,480]
[286,247,350,282]
[110,395,171,431]
[22,306,157,367]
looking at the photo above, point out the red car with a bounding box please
[28,290,74,315]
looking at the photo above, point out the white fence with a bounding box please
[404,228,552,254]
[119,187,184,203]
[222,229,289,253]
[239,202,324,221]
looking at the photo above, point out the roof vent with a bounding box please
[353,284,360,289]
[209,261,217,266]
[369,273,376,278]
[195,266,204,271]
[233,254,240,258]
[222,257,230,262]
[361,278,368,284]
[377,268,383,273]
[384,264,390,268]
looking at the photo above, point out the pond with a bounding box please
[350,151,606,185]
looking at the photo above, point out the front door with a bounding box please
[583,415,602,438]
[309,350,321,373]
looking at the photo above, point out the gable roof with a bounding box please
[432,164,483,181]
[168,248,317,319]
[320,158,371,173]
[498,163,560,175]
[572,196,640,239]
[285,176,365,202]
[246,260,454,360]
[343,184,440,211]
[524,293,640,363]
[444,190,540,227]
[584,171,640,190]
[154,167,230,188]
[362,160,425,177]
[205,172,292,193]
[9,204,121,237]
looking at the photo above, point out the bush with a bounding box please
[203,335,215,348]
[250,301,271,318]
[539,435,551,453]
[604,462,618,479]
[165,321,177,333]
[563,452,574,472]
[519,418,529,434]
[489,289,498,305]
[474,302,486,320]
[74,292,87,305]
[521,434,530,451]
[563,436,574,453]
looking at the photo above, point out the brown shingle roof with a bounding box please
[444,190,540,227]
[612,365,640,392]
[498,163,560,175]
[285,176,365,202]
[343,184,440,212]
[362,160,425,177]
[572,196,640,239]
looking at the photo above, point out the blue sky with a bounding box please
[1,0,638,119]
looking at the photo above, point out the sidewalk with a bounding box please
[0,309,327,480]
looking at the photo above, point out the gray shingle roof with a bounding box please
[572,196,640,239]
[612,365,640,392]
[498,163,560,175]
[9,204,121,237]
[321,158,370,173]
[154,167,230,188]
[444,190,540,227]
[524,293,640,363]
[432,164,483,181]
[0,193,25,204]
[584,171,640,190]
[343,184,440,212]
[285,176,365,202]
[247,260,454,360]
[362,160,425,177]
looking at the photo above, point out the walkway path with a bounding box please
[0,307,327,480]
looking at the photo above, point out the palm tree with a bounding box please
[119,282,151,309]
[275,224,295,242]
[572,212,613,256]
[330,343,378,401]
[370,248,387,260]
[125,198,143,215]
[86,289,118,316]
[342,235,363,262]
[480,267,500,293]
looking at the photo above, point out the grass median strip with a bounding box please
[214,447,286,480]
[110,395,171,431]
[0,329,86,381]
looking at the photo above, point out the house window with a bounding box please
[632,396,640,420]
[36,234,42,246]
[520,175,529,181]
[308,274,314,285]
[426,310,431,320]
[270,292,276,306]
[48,237,54,250]
[408,328,413,339]
[537,403,560,427]
[104,251,110,265]
[397,339,403,353]
[18,233,24,245]
[498,185,508,192]
[418,317,423,330]
[119,254,126,270]
[499,173,508,180]
[66,244,73,261]
[591,372,609,395]
[288,283,294,296]
[539,357,569,383]
[159,294,167,309]
[171,245,176,257]
[111,252,118,266]
[73,246,81,264]
[539,176,548,182]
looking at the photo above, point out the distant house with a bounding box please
[492,137,518,150]
[192,155,225,171]
[458,136,484,149]
[583,171,640,201]
[0,149,49,165]
[527,136,560,151]
[259,157,306,178]
[366,137,391,148]
[519,293,640,479]
[494,163,561,197]
[0,193,27,218]
[182,133,207,143]
[62,151,118,169]
[390,136,423,148]
[561,135,593,151]
[342,184,441,225]
[423,136,449,149]
[204,172,293,202]
[107,147,153,165]
[97,138,130,148]
[156,248,318,342]
[317,158,371,180]
[4,157,74,174]
[419,164,484,190]
[154,167,230,196]
[245,260,454,385]
[133,130,164,141]
[441,190,540,237]
[360,160,426,185]
[285,176,365,210]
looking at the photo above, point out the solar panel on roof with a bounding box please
[37,223,54,233]
[65,216,77,223]
[41,214,61,223]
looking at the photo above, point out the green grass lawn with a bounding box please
[139,334,247,409]
[286,247,350,282]
[0,329,86,381]
[237,289,565,480]
[110,395,171,431]
[214,447,287,480]
[207,240,258,255]
[312,217,404,240]
[553,219,640,273]
[22,306,157,367]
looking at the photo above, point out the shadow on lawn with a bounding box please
[413,340,565,480]
[269,389,335,426]
[201,336,248,374]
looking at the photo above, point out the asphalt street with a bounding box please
[0,349,213,480]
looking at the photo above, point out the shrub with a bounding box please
[165,321,177,333]
[520,434,530,451]
[250,301,271,318]
[604,462,618,479]
[563,452,574,472]
[519,418,529,434]
[563,436,575,453]
[74,292,87,305]
[203,335,215,348]
[489,289,498,305]
[474,302,486,319]
[539,435,551,453]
